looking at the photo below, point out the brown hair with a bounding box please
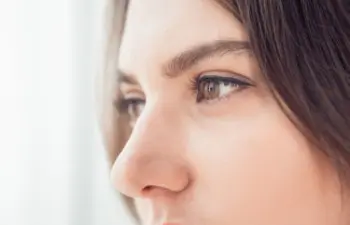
[101,0,350,220]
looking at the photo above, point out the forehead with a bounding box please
[118,0,247,75]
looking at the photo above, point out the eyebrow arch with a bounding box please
[164,39,250,78]
[117,39,250,84]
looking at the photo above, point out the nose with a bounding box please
[110,106,190,199]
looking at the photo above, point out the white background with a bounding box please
[0,0,134,224]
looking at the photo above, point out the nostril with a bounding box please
[141,185,156,197]
[141,185,172,198]
[142,185,157,196]
[143,185,153,193]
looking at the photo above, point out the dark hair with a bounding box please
[102,0,350,219]
[226,0,350,181]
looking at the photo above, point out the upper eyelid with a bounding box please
[117,70,138,85]
[119,86,145,98]
[117,52,255,98]
[198,71,254,84]
[118,70,254,99]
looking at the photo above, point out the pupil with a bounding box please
[129,101,141,118]
[208,84,213,92]
[208,82,215,92]
[204,81,219,99]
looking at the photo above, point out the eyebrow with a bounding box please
[118,39,250,84]
[164,39,250,78]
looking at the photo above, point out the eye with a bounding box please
[194,73,253,103]
[118,97,145,122]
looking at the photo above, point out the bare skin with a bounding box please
[110,0,346,224]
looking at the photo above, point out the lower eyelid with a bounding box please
[200,93,233,104]
[200,82,251,104]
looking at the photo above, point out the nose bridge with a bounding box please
[136,100,176,142]
[111,101,189,198]
[131,100,179,151]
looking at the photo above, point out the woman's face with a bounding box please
[111,0,344,224]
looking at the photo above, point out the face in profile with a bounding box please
[110,0,346,224]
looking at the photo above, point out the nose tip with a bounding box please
[110,148,190,199]
[110,104,190,200]
[110,151,143,197]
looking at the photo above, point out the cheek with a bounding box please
[186,102,337,223]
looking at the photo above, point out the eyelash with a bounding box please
[190,74,253,103]
[115,73,253,115]
[115,98,145,114]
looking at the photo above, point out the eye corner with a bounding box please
[113,97,127,113]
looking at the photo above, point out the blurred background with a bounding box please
[0,0,134,224]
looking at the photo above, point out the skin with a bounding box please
[110,0,346,224]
